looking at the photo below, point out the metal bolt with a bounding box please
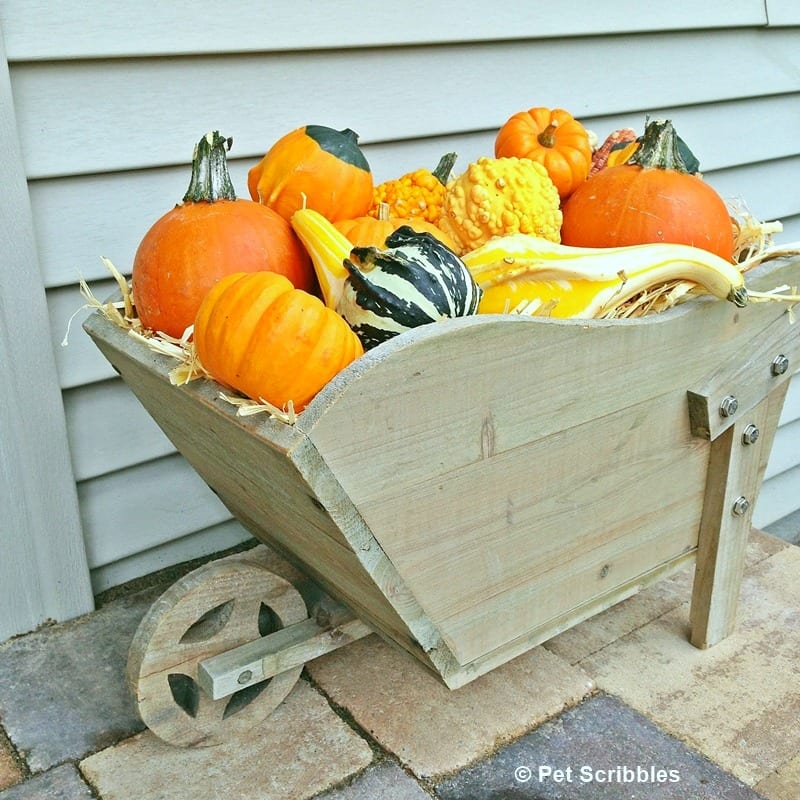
[771,354,789,376]
[741,424,760,445]
[732,496,750,516]
[719,395,738,417]
[237,669,253,685]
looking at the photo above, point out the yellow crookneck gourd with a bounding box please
[462,235,748,319]
[290,207,352,309]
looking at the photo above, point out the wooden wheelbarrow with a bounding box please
[83,255,800,747]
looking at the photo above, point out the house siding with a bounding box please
[1,2,798,603]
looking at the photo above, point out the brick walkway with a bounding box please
[1,530,798,799]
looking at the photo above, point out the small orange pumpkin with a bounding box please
[193,272,363,412]
[494,107,593,199]
[248,125,373,222]
[131,132,315,339]
[334,202,460,252]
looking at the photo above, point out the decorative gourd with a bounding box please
[338,226,482,349]
[462,234,748,319]
[335,202,459,252]
[369,152,457,224]
[131,132,315,339]
[193,271,363,412]
[561,119,734,262]
[247,125,373,222]
[494,107,593,199]
[438,156,562,255]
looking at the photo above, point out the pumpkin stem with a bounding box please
[183,131,237,203]
[377,202,391,221]
[432,152,458,185]
[627,119,691,173]
[537,121,559,149]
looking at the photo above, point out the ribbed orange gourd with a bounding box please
[561,119,734,261]
[193,272,363,412]
[248,125,373,222]
[334,202,459,251]
[494,107,593,199]
[131,132,315,338]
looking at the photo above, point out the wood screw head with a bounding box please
[742,424,760,445]
[771,354,789,376]
[732,496,750,516]
[719,395,738,417]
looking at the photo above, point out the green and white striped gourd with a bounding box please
[337,226,482,349]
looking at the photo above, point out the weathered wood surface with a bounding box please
[85,257,800,687]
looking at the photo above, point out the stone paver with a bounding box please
[0,586,162,772]
[0,732,23,793]
[434,693,764,799]
[307,633,594,781]
[755,753,800,800]
[313,761,430,799]
[579,545,800,786]
[0,764,94,799]
[79,681,373,800]
[546,529,787,665]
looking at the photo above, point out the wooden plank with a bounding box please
[0,0,767,61]
[690,385,788,647]
[0,27,93,641]
[198,609,372,700]
[687,309,800,439]
[305,258,800,665]
[11,29,800,179]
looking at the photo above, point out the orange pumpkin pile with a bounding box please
[127,107,742,414]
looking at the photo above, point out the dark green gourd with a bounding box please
[338,226,482,349]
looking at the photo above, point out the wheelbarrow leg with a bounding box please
[690,383,789,648]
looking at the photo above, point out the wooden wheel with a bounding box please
[127,550,308,747]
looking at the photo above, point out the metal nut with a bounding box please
[771,354,789,376]
[719,395,738,418]
[741,424,760,445]
[732,496,750,517]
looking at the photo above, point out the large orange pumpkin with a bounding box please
[193,271,363,412]
[248,125,373,222]
[561,119,734,262]
[132,132,315,338]
[494,107,593,199]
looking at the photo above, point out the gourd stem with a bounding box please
[628,119,690,173]
[183,131,238,203]
[537,122,559,149]
[432,152,458,185]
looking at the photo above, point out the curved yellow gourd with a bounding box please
[462,234,748,318]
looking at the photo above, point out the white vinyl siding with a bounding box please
[1,1,798,613]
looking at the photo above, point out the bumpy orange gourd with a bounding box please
[369,153,457,224]
[193,272,363,412]
[561,119,734,261]
[335,202,459,252]
[248,125,373,222]
[494,107,593,199]
[132,132,315,339]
